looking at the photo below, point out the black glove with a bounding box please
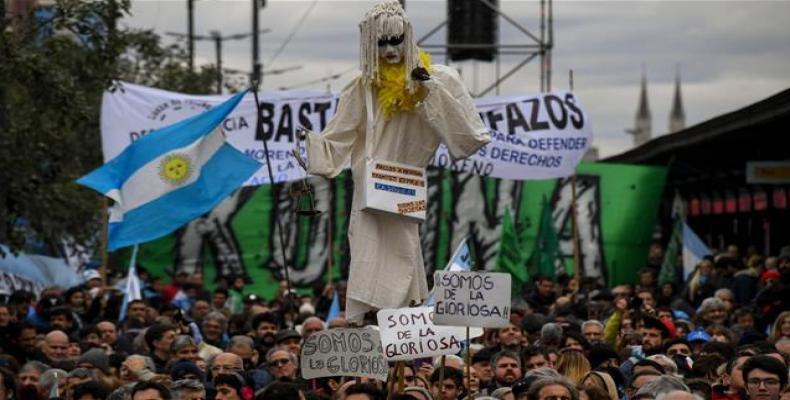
[411,67,430,81]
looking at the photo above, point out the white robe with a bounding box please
[306,65,490,322]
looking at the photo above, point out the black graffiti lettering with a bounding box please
[545,95,568,129]
[565,93,584,129]
[505,102,530,134]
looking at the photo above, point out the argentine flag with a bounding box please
[119,245,142,321]
[682,223,711,280]
[425,237,472,306]
[78,91,261,251]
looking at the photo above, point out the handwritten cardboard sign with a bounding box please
[300,328,389,381]
[433,271,511,328]
[377,306,482,361]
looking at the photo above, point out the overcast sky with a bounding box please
[122,1,790,158]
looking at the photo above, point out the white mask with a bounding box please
[378,34,404,64]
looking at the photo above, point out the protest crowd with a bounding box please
[0,243,788,400]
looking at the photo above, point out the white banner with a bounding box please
[300,328,389,381]
[376,306,483,361]
[101,82,592,184]
[433,271,511,328]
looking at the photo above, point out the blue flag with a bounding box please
[77,91,260,251]
[119,244,142,321]
[425,237,472,306]
[682,223,711,280]
[327,289,341,322]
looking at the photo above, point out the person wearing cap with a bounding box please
[76,348,109,377]
[274,329,302,357]
[687,328,712,356]
[82,269,103,289]
[640,317,671,356]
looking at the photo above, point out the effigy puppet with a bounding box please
[295,1,490,323]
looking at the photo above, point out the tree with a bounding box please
[0,0,218,256]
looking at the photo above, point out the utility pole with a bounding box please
[166,29,270,94]
[187,0,195,71]
[252,0,265,83]
[211,31,222,93]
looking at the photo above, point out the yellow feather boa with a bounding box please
[375,50,432,120]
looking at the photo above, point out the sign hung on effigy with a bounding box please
[101,82,592,185]
[432,271,511,328]
[300,328,389,381]
[363,160,427,222]
[377,306,483,361]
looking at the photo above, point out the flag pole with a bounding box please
[326,206,333,286]
[465,327,471,395]
[250,83,295,300]
[569,70,582,291]
[99,197,109,285]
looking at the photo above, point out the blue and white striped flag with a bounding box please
[119,244,142,321]
[77,91,260,251]
[425,237,472,306]
[682,223,711,280]
[327,289,341,322]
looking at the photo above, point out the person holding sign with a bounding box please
[294,1,490,323]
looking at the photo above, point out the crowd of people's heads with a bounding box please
[0,243,788,400]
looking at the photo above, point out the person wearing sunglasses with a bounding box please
[265,347,298,382]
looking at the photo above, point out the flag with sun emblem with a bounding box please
[77,90,261,251]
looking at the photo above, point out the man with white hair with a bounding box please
[170,379,205,400]
[300,317,325,340]
[295,0,489,323]
[634,375,689,399]
[656,391,704,400]
[582,320,604,343]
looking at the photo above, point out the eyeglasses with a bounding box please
[269,358,291,367]
[377,35,404,47]
[747,378,780,388]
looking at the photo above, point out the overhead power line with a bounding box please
[278,67,356,91]
[267,0,319,67]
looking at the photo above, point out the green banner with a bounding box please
[118,162,666,298]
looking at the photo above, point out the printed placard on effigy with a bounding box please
[300,328,389,381]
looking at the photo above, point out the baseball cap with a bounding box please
[82,269,102,282]
[687,328,711,343]
[275,329,301,343]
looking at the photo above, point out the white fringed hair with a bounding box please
[359,1,421,93]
